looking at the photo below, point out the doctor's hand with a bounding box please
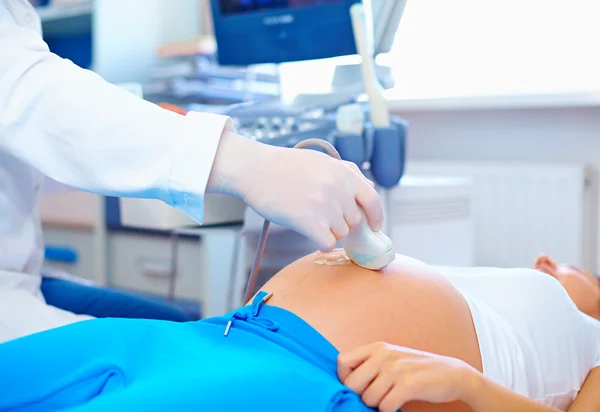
[207,132,383,251]
[338,342,478,412]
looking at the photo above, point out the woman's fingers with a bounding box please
[343,356,381,395]
[338,343,380,382]
[379,385,411,412]
[361,374,394,408]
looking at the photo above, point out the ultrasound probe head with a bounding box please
[292,139,395,271]
[340,208,395,270]
[243,138,395,303]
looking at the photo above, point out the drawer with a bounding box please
[107,232,205,301]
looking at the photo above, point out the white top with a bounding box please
[0,0,231,294]
[439,266,600,411]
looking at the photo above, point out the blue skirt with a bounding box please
[0,291,374,411]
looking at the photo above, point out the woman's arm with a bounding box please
[338,342,560,412]
[461,368,559,412]
[567,368,600,411]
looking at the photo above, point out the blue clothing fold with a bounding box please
[0,293,374,412]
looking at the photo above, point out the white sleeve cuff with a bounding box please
[167,111,235,223]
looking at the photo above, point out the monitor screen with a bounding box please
[220,0,342,15]
[211,0,359,65]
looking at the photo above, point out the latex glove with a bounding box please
[207,132,383,251]
[338,342,476,412]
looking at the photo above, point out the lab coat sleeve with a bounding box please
[0,18,233,223]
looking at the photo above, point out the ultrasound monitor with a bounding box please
[220,0,342,15]
[210,0,361,65]
[372,0,407,55]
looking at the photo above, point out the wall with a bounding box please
[399,107,600,164]
[93,0,204,83]
[393,99,600,270]
[383,0,600,99]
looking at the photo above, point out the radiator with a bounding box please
[404,162,597,270]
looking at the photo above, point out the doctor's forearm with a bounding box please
[0,26,230,218]
[206,131,269,200]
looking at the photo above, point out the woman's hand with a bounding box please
[337,342,479,412]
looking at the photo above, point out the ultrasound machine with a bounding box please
[209,0,408,189]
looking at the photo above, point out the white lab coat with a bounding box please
[0,0,232,342]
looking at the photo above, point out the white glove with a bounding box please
[207,132,384,252]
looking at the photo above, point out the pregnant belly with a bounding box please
[261,252,482,412]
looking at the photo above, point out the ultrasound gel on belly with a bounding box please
[313,249,352,266]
